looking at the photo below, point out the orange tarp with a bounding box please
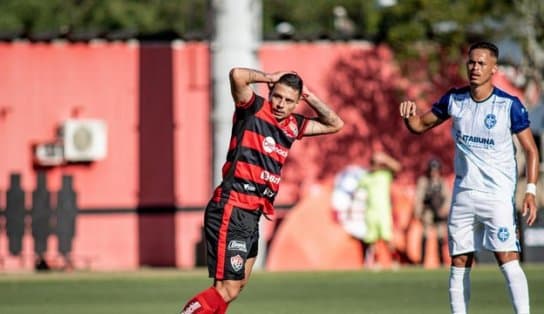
[266,183,363,271]
[266,182,450,271]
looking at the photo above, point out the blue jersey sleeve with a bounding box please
[510,97,530,133]
[431,91,452,120]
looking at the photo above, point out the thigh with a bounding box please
[205,202,261,281]
[448,187,479,255]
[244,257,257,283]
[477,194,520,253]
[363,218,379,243]
[378,208,392,241]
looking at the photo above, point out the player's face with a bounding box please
[466,48,497,88]
[269,83,300,121]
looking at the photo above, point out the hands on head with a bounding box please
[267,70,298,89]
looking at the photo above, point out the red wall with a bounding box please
[0,41,211,270]
[2,41,506,270]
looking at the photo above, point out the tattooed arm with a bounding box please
[302,86,344,136]
[229,67,293,107]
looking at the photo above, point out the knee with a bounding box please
[494,251,519,265]
[225,286,242,302]
[239,278,250,291]
[451,253,473,268]
[215,281,243,303]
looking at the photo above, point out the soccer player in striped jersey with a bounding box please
[400,41,539,314]
[180,67,344,314]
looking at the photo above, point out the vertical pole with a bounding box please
[211,0,262,186]
[211,0,266,269]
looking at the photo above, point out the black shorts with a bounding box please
[204,199,261,280]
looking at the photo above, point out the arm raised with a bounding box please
[229,67,293,106]
[301,86,344,136]
[399,100,443,134]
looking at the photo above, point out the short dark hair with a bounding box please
[274,73,303,95]
[469,41,499,59]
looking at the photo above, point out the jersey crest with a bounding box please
[484,113,496,129]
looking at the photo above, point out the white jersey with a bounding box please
[432,86,530,196]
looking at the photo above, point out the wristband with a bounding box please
[526,183,536,196]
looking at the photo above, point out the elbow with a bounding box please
[332,118,345,133]
[408,128,424,135]
[404,119,424,135]
[229,67,242,82]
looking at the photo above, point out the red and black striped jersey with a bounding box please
[213,93,308,215]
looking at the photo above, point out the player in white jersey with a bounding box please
[399,41,539,314]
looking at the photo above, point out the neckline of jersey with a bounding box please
[470,86,495,103]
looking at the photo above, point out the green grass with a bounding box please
[0,265,543,313]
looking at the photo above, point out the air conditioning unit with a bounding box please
[62,119,107,162]
[33,142,64,166]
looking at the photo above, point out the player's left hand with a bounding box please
[522,194,538,226]
[301,85,313,101]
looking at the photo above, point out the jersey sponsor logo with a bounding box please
[228,240,248,253]
[260,170,281,184]
[262,187,276,198]
[456,131,495,148]
[243,183,256,192]
[181,301,202,314]
[262,136,288,157]
[230,254,244,272]
[484,114,497,129]
[498,227,510,242]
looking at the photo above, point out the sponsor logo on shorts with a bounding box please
[498,227,510,242]
[262,136,288,157]
[228,240,247,253]
[230,254,244,272]
[181,301,201,314]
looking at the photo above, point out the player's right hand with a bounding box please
[522,194,538,226]
[399,100,417,118]
[269,71,296,83]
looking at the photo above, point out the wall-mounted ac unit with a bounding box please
[62,119,107,162]
[33,142,64,166]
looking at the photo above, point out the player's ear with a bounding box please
[268,85,273,101]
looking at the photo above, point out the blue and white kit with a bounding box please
[432,86,530,255]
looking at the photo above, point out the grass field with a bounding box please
[0,264,543,314]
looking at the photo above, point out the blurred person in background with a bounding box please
[358,151,401,269]
[400,41,539,314]
[414,158,451,266]
[179,67,344,314]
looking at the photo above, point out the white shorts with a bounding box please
[448,186,520,256]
